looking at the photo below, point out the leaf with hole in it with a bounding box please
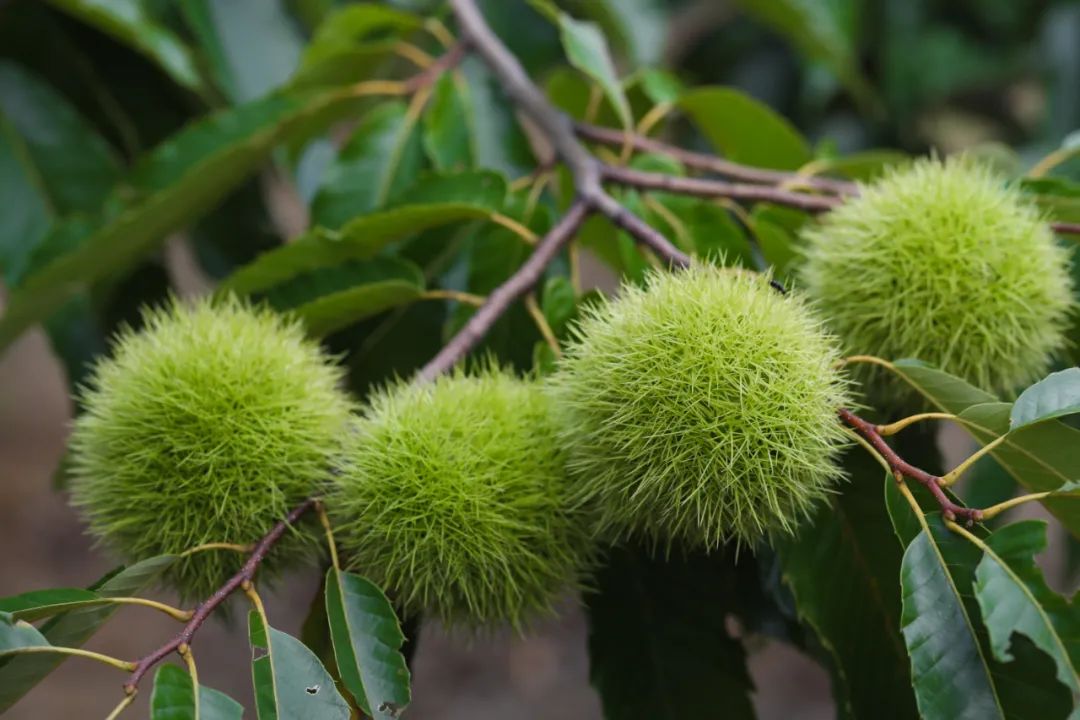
[556,13,632,129]
[972,521,1080,714]
[324,569,411,719]
[312,101,424,229]
[0,87,367,352]
[775,450,917,720]
[886,491,1073,720]
[248,610,350,720]
[46,0,206,96]
[1010,368,1080,430]
[151,663,243,720]
[680,87,811,170]
[0,554,176,713]
[584,544,755,719]
[422,73,474,172]
[0,613,50,655]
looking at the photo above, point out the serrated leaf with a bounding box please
[0,87,366,351]
[901,521,1004,720]
[972,521,1080,713]
[680,87,811,170]
[312,101,424,229]
[460,57,535,177]
[324,569,411,719]
[151,663,243,720]
[248,610,350,720]
[1010,368,1080,430]
[573,0,667,66]
[775,450,917,719]
[584,545,755,719]
[0,554,175,712]
[46,0,206,96]
[886,490,1073,720]
[556,13,632,129]
[422,73,474,172]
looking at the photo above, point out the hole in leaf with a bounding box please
[305,685,320,695]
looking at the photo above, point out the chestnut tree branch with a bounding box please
[122,499,317,694]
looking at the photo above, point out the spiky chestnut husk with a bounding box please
[801,156,1075,400]
[547,266,851,550]
[330,367,590,630]
[70,296,354,601]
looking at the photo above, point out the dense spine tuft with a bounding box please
[331,366,590,630]
[548,265,850,550]
[70,296,354,600]
[800,156,1075,398]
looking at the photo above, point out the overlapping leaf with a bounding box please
[248,611,350,720]
[324,569,411,719]
[151,664,243,720]
[0,555,176,712]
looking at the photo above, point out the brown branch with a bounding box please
[448,0,687,267]
[602,164,842,213]
[1051,220,1080,235]
[402,41,467,92]
[122,499,317,694]
[418,201,591,381]
[838,409,982,524]
[576,122,859,197]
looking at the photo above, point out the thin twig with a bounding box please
[575,122,859,196]
[418,201,591,380]
[122,499,317,694]
[602,164,841,212]
[838,409,982,524]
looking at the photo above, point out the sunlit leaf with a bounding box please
[1010,368,1080,430]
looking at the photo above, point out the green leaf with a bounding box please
[1010,368,1080,430]
[0,87,367,351]
[729,0,876,110]
[179,0,304,103]
[0,61,121,284]
[888,361,1080,538]
[294,279,424,337]
[248,611,351,720]
[312,101,425,229]
[301,4,420,69]
[324,569,411,719]
[972,521,1080,712]
[0,555,176,712]
[540,276,577,339]
[0,589,105,623]
[45,0,206,96]
[220,203,496,299]
[886,491,1073,720]
[572,0,667,66]
[584,545,755,719]
[900,520,1004,720]
[151,664,243,720]
[422,73,474,172]
[775,450,918,720]
[556,13,632,130]
[0,613,50,655]
[680,87,812,170]
[460,57,535,178]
